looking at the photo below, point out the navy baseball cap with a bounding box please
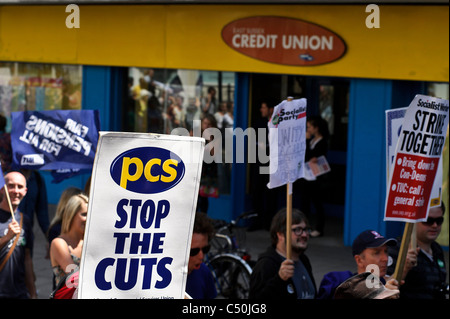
[352,230,397,256]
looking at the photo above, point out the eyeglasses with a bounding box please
[291,226,311,236]
[422,216,444,226]
[190,245,210,257]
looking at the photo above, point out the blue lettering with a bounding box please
[95,258,115,290]
[155,257,173,289]
[130,233,151,254]
[94,257,171,291]
[140,200,156,229]
[155,200,170,228]
[141,258,158,290]
[115,199,129,228]
[115,258,139,290]
[151,233,165,254]
[129,199,142,228]
[113,232,130,253]
[114,199,170,229]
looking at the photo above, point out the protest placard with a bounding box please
[10,110,100,170]
[385,95,448,223]
[385,95,448,282]
[267,97,307,259]
[78,132,204,299]
[267,97,307,189]
[386,107,443,208]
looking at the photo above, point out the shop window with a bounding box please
[125,68,235,194]
[125,68,235,134]
[318,82,349,151]
[0,62,82,131]
[428,82,449,100]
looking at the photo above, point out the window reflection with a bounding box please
[125,68,235,195]
[126,68,234,135]
[0,62,82,113]
[0,62,82,131]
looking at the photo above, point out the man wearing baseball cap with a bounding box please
[352,230,398,278]
[317,229,404,299]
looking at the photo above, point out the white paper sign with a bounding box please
[267,98,307,189]
[78,132,204,299]
[304,155,331,181]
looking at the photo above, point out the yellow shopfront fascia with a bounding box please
[0,4,448,82]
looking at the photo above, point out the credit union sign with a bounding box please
[222,16,347,66]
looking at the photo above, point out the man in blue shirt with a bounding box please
[185,213,217,299]
[317,229,403,299]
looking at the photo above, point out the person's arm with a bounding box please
[24,248,37,299]
[386,244,419,283]
[50,238,77,274]
[0,220,20,250]
[249,259,292,299]
[278,259,294,281]
[400,247,420,281]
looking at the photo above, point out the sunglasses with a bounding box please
[422,216,444,226]
[190,245,210,257]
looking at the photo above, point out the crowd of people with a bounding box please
[246,204,447,300]
[186,203,448,300]
[0,158,448,300]
[0,102,447,300]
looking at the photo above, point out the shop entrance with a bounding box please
[248,73,349,230]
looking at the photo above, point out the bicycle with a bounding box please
[205,211,258,299]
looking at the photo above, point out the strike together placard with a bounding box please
[385,95,449,222]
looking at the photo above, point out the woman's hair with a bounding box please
[61,193,89,234]
[270,208,309,247]
[48,187,83,234]
[201,113,218,129]
[308,115,330,140]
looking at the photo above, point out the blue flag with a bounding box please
[0,165,4,189]
[11,110,100,170]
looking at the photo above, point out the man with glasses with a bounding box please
[387,203,447,299]
[249,208,316,299]
[185,212,217,299]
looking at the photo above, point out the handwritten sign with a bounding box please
[267,98,307,189]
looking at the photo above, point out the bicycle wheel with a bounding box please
[207,253,252,299]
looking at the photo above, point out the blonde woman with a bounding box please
[50,194,88,286]
[47,187,83,245]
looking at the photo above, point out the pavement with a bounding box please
[30,208,447,299]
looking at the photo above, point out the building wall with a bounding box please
[1,3,448,246]
[0,4,448,82]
